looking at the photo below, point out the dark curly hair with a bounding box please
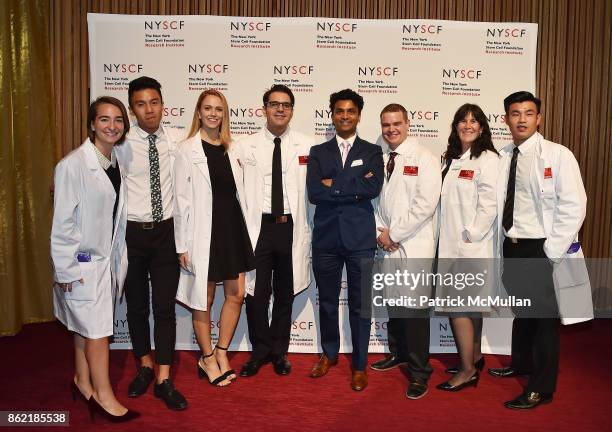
[329,88,364,113]
[443,103,498,163]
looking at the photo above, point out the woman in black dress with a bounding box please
[175,90,254,386]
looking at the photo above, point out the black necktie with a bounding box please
[502,147,520,232]
[272,136,283,216]
[148,134,163,222]
[386,152,398,180]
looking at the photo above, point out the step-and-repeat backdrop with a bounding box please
[88,14,537,354]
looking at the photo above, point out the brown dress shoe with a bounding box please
[310,354,338,378]
[351,370,368,391]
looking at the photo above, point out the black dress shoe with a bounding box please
[71,381,90,404]
[127,366,154,398]
[239,356,270,377]
[370,355,407,371]
[504,392,553,409]
[88,397,140,423]
[153,379,188,411]
[436,371,479,392]
[405,379,428,400]
[272,354,292,376]
[446,357,485,374]
[488,367,530,378]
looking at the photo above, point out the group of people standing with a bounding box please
[50,75,589,422]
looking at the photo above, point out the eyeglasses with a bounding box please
[266,101,294,110]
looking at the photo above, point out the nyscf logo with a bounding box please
[402,24,442,34]
[316,22,357,32]
[358,66,398,76]
[230,21,271,31]
[163,107,185,117]
[273,65,314,75]
[314,109,332,119]
[230,107,265,118]
[486,28,527,38]
[103,64,143,73]
[188,64,229,74]
[144,20,185,30]
[442,69,483,79]
[408,111,439,121]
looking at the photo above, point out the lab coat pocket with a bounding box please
[553,252,589,288]
[456,240,488,259]
[540,181,555,210]
[64,262,98,302]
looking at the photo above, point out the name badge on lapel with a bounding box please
[351,159,363,167]
[404,165,418,176]
[458,169,474,180]
[544,167,552,179]
[299,155,309,165]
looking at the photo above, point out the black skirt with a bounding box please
[202,140,255,282]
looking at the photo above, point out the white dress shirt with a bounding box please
[504,133,546,238]
[262,126,291,214]
[336,133,357,167]
[121,126,174,222]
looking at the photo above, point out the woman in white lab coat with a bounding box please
[174,90,254,386]
[435,104,499,392]
[51,96,138,421]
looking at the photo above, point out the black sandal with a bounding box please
[197,353,229,386]
[215,345,237,382]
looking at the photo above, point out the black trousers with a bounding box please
[124,218,180,365]
[245,216,294,360]
[387,309,433,382]
[502,237,560,394]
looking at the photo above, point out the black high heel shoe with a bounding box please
[436,371,480,392]
[215,345,237,382]
[445,356,485,374]
[197,353,230,386]
[87,397,140,423]
[71,381,90,404]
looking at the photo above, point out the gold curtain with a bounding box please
[0,0,55,335]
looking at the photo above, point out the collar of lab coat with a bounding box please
[83,139,103,171]
[264,124,290,143]
[515,132,538,155]
[458,147,472,161]
[187,133,207,159]
[82,139,119,194]
[385,137,418,158]
[501,131,542,156]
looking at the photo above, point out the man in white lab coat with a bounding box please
[372,103,441,399]
[238,84,315,377]
[489,91,592,409]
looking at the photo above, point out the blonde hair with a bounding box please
[187,89,232,149]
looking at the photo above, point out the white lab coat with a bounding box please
[173,135,248,311]
[435,149,499,311]
[237,128,315,295]
[374,138,441,306]
[375,138,441,258]
[437,149,499,258]
[496,132,593,324]
[51,139,128,338]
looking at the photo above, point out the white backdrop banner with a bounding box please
[88,14,536,354]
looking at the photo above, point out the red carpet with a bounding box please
[1,320,610,431]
